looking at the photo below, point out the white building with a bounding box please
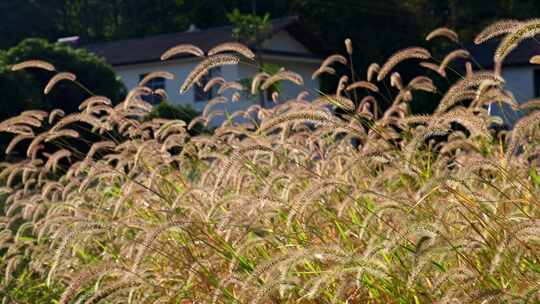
[84,17,324,118]
[469,37,540,126]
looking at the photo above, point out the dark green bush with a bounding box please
[0,38,125,155]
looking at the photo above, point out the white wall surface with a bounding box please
[236,55,321,102]
[114,58,238,109]
[491,66,535,125]
[503,67,534,99]
[111,30,321,126]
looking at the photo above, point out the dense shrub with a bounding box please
[0,21,539,303]
[2,38,125,113]
[0,38,125,156]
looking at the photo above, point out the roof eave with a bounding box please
[108,49,321,67]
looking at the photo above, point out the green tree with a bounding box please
[4,0,540,51]
[0,0,61,49]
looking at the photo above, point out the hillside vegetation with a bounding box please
[0,20,539,303]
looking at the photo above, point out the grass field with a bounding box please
[0,21,539,303]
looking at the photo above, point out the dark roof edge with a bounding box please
[110,49,322,67]
[477,62,535,69]
[83,16,301,50]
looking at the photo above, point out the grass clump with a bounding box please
[0,24,539,303]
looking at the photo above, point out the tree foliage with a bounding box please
[227,9,272,45]
[4,0,540,51]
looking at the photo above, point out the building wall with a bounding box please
[111,30,321,125]
[503,67,534,99]
[237,55,321,101]
[114,57,320,126]
[114,58,239,111]
[491,66,535,125]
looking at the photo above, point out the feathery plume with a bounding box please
[45,129,79,142]
[203,97,228,117]
[346,81,379,92]
[465,62,473,78]
[123,86,152,110]
[204,76,226,92]
[22,110,48,120]
[180,54,239,93]
[232,92,241,102]
[51,113,102,132]
[25,132,49,159]
[11,60,55,72]
[78,96,112,111]
[251,72,270,95]
[138,71,174,86]
[519,98,540,110]
[409,76,437,93]
[315,95,355,111]
[439,49,470,73]
[367,63,380,82]
[188,116,208,130]
[426,27,459,43]
[208,42,255,59]
[311,66,336,79]
[218,81,244,94]
[436,72,503,113]
[44,149,72,172]
[154,88,168,100]
[258,111,332,134]
[48,109,65,124]
[320,54,347,68]
[495,19,540,63]
[420,61,446,77]
[5,134,33,155]
[506,110,540,160]
[261,70,303,90]
[58,262,118,304]
[474,19,521,44]
[44,72,76,94]
[336,75,348,96]
[530,55,540,64]
[345,38,353,55]
[161,44,204,60]
[390,72,403,89]
[377,47,431,81]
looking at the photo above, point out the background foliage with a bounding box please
[0,38,125,155]
[4,0,540,67]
